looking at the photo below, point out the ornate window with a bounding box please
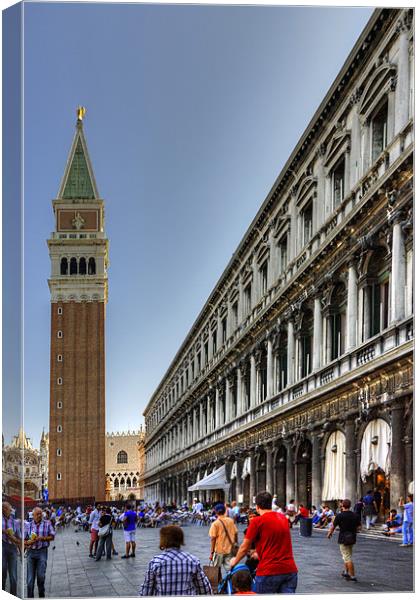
[371,100,388,162]
[279,234,288,273]
[117,450,128,464]
[70,257,78,275]
[222,316,227,343]
[301,201,313,246]
[79,257,87,275]
[328,283,347,361]
[60,258,68,275]
[260,261,268,296]
[363,248,390,339]
[244,283,252,315]
[331,158,345,209]
[300,308,314,378]
[88,257,96,275]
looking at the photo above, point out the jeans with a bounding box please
[254,572,298,594]
[96,533,112,560]
[27,547,48,598]
[2,542,18,596]
[402,521,413,545]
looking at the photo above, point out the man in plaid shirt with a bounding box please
[139,525,212,596]
[24,506,55,598]
[2,501,21,596]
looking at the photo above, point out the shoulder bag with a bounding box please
[219,518,239,556]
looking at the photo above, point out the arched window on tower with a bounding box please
[88,258,96,275]
[60,258,68,275]
[79,257,87,275]
[117,450,128,464]
[70,257,78,275]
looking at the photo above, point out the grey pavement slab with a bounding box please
[11,523,413,597]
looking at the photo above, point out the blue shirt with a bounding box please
[403,502,413,523]
[123,510,137,531]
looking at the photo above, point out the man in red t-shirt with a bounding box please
[230,491,298,594]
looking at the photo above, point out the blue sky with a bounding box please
[15,1,374,446]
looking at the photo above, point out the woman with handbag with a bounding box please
[95,507,113,561]
[209,503,239,572]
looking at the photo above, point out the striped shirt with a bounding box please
[25,519,55,550]
[2,515,20,544]
[139,548,212,596]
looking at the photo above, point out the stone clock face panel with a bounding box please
[57,209,99,231]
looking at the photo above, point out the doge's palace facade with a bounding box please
[143,8,413,511]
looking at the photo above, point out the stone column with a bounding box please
[390,405,405,509]
[268,227,276,288]
[235,460,244,503]
[217,309,223,350]
[346,261,358,351]
[345,419,357,503]
[251,253,258,308]
[238,278,244,323]
[395,16,410,133]
[208,329,214,361]
[200,338,206,370]
[390,218,406,323]
[207,394,212,433]
[250,354,257,408]
[236,367,242,416]
[349,99,361,188]
[362,283,370,342]
[404,435,413,494]
[226,300,232,339]
[325,316,333,364]
[225,378,231,423]
[287,320,295,385]
[249,453,256,506]
[267,338,274,399]
[313,296,322,370]
[285,441,295,502]
[265,444,273,494]
[311,433,322,508]
[215,387,220,429]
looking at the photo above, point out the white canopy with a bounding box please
[188,466,230,492]
[360,418,391,482]
[322,430,346,501]
[242,457,251,479]
[230,461,238,480]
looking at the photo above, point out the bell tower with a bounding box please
[47,108,108,501]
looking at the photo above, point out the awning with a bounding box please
[242,457,251,479]
[360,418,391,482]
[188,466,230,492]
[230,461,238,480]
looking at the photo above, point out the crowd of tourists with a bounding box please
[2,491,414,596]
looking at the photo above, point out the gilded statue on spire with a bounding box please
[77,106,87,122]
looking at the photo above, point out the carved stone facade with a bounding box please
[105,429,146,501]
[143,9,413,511]
[2,429,49,500]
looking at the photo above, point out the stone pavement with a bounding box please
[17,523,413,597]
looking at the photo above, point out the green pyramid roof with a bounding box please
[58,120,99,200]
[62,138,95,199]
